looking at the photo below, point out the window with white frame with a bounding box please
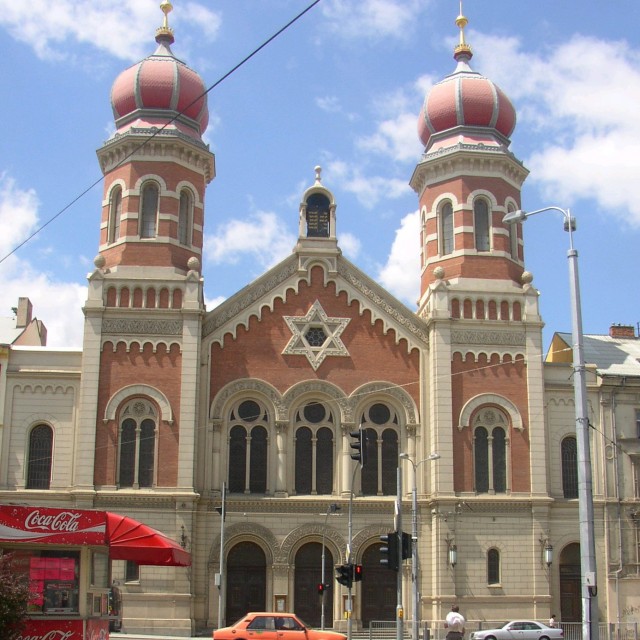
[109,186,122,243]
[227,399,269,494]
[140,182,159,238]
[474,198,490,252]
[26,424,53,490]
[473,408,508,493]
[632,457,640,499]
[440,201,454,255]
[118,400,157,488]
[360,402,399,496]
[487,547,500,585]
[507,206,518,259]
[178,188,193,245]
[294,401,334,495]
[125,560,140,583]
[562,436,578,499]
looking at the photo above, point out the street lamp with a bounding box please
[321,503,341,630]
[503,206,598,640]
[399,452,440,640]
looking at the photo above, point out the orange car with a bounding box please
[213,612,347,640]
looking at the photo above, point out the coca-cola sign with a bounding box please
[0,506,106,546]
[25,510,82,533]
[17,632,75,640]
[15,618,83,640]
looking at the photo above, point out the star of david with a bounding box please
[282,300,351,370]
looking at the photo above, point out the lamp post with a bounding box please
[215,482,227,629]
[399,452,440,640]
[321,503,341,630]
[503,206,598,640]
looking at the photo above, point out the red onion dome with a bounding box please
[417,12,516,150]
[110,14,208,140]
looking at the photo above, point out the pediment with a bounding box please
[202,253,428,352]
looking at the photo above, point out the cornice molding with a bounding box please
[452,329,525,346]
[102,318,183,336]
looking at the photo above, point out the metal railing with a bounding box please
[368,621,640,640]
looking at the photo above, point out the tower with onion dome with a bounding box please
[411,8,528,308]
[411,6,549,523]
[74,10,209,620]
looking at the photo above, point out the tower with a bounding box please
[410,9,550,612]
[75,1,214,512]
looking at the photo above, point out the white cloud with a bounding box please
[0,174,40,256]
[471,31,640,225]
[338,232,361,260]
[326,159,411,209]
[321,0,424,41]
[376,210,420,305]
[353,74,433,163]
[0,0,220,61]
[316,96,343,114]
[0,174,86,348]
[357,112,423,163]
[205,295,226,312]
[204,211,296,270]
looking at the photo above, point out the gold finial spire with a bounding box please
[454,0,473,60]
[156,1,175,44]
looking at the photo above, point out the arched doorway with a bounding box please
[294,542,334,627]
[360,543,396,627]
[559,543,581,622]
[226,541,267,626]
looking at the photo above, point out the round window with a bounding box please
[238,400,261,422]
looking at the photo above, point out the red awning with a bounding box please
[106,512,191,567]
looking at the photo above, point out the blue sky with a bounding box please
[0,0,639,349]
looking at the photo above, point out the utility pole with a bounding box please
[396,467,403,640]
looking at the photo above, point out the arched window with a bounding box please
[473,408,508,494]
[109,186,122,243]
[487,548,500,585]
[507,205,518,259]
[250,426,268,493]
[305,193,331,238]
[361,402,399,496]
[178,189,193,245]
[294,401,334,495]
[228,425,247,493]
[227,399,269,494]
[117,400,157,489]
[440,201,454,255]
[562,436,578,499]
[26,424,53,489]
[140,182,159,238]
[474,198,490,251]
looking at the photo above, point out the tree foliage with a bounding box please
[0,553,33,640]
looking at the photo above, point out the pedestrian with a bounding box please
[445,604,466,640]
[549,614,557,628]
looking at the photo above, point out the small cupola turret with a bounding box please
[295,167,340,260]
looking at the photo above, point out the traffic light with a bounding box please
[401,531,412,560]
[349,427,368,467]
[317,583,326,595]
[335,563,353,587]
[379,532,399,571]
[353,564,363,582]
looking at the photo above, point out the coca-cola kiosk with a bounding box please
[0,505,190,640]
